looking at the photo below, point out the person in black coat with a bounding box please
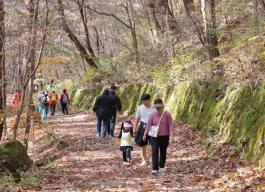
[92,88,114,138]
[109,89,122,137]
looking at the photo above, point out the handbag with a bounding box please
[148,111,165,138]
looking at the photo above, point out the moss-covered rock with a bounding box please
[0,140,32,182]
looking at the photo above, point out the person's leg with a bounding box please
[103,119,110,136]
[41,105,46,120]
[51,105,56,116]
[123,150,127,162]
[126,147,131,163]
[50,105,53,115]
[61,103,65,114]
[65,103,69,115]
[150,137,159,171]
[141,146,147,163]
[96,117,102,137]
[110,112,116,136]
[53,105,56,115]
[159,136,170,169]
[45,104,49,115]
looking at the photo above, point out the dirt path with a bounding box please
[26,109,264,192]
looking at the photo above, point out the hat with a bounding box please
[124,122,133,128]
[141,93,151,101]
[154,98,165,108]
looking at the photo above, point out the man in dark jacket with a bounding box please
[92,88,114,138]
[109,89,122,137]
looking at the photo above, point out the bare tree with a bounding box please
[0,0,5,140]
[57,0,98,68]
[201,0,220,59]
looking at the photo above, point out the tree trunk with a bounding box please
[0,0,5,140]
[124,2,140,64]
[253,0,259,33]
[24,0,38,149]
[183,0,205,45]
[57,0,98,68]
[157,0,180,34]
[78,0,96,59]
[147,0,162,34]
[201,0,220,59]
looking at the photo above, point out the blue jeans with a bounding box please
[96,117,110,136]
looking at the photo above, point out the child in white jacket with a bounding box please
[119,120,134,166]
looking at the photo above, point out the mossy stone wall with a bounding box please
[71,82,265,163]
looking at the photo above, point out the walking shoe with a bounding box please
[159,168,166,173]
[123,162,127,165]
[96,134,100,138]
[152,170,158,175]
[139,161,147,166]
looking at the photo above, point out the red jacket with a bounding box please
[49,93,58,105]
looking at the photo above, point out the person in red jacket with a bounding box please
[48,90,58,116]
[12,90,22,109]
[60,89,70,115]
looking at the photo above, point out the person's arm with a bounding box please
[67,93,70,104]
[116,96,122,112]
[168,112,176,136]
[134,117,140,134]
[134,107,140,133]
[92,96,100,113]
[118,123,124,139]
[143,115,153,141]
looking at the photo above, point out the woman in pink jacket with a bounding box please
[143,98,176,175]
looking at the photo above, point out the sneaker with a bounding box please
[159,168,166,173]
[126,162,131,166]
[152,170,158,175]
[123,162,127,165]
[96,134,100,138]
[139,161,147,166]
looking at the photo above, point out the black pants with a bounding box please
[61,103,68,115]
[150,136,170,171]
[45,104,49,115]
[122,147,132,162]
[50,105,56,116]
[110,111,117,135]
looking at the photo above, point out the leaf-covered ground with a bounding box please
[3,109,265,191]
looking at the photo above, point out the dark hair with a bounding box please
[119,120,133,138]
[63,89,67,93]
[154,98,163,105]
[110,83,117,90]
[141,93,151,101]
[103,88,109,95]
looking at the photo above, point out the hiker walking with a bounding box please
[12,90,22,109]
[134,93,155,166]
[60,89,70,115]
[44,91,49,115]
[143,98,175,175]
[48,90,58,116]
[119,120,134,166]
[92,88,114,138]
[38,92,48,120]
[109,89,122,137]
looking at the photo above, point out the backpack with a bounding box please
[51,94,57,102]
[62,94,68,104]
[40,95,47,104]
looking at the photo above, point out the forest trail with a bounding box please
[27,109,263,192]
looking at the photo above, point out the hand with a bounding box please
[143,134,147,142]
